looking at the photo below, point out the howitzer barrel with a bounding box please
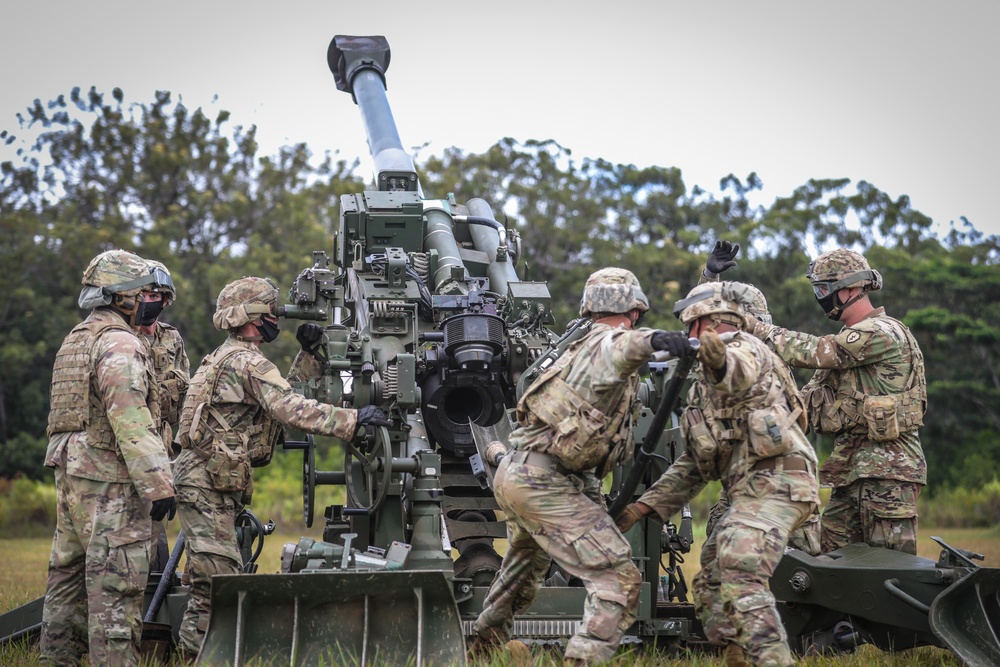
[328,35,419,193]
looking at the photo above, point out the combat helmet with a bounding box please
[672,281,751,330]
[739,283,772,326]
[146,259,177,304]
[806,248,882,320]
[78,249,157,327]
[579,267,650,317]
[213,277,280,331]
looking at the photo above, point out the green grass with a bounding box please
[2,525,995,666]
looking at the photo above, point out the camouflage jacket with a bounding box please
[753,307,927,486]
[172,338,358,490]
[143,321,190,428]
[44,308,174,501]
[511,322,654,476]
[638,332,819,522]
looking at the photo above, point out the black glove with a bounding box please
[356,405,392,428]
[706,240,740,276]
[651,330,693,358]
[296,323,325,355]
[150,496,177,521]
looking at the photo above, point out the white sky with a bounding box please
[3,1,997,237]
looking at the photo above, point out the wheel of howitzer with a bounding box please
[345,425,392,512]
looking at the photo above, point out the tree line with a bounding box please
[1,87,997,494]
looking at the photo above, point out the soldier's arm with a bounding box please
[287,349,323,384]
[706,337,762,396]
[635,451,706,522]
[94,331,174,500]
[610,329,657,378]
[752,319,886,370]
[247,357,358,440]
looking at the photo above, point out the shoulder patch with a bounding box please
[837,327,875,358]
[252,359,278,376]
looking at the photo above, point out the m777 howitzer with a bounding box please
[2,34,999,667]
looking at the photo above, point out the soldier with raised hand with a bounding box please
[172,276,391,661]
[698,244,822,556]
[615,281,820,667]
[750,249,927,554]
[41,249,176,667]
[468,268,692,666]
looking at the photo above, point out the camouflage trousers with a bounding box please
[473,456,642,664]
[821,478,922,554]
[707,490,822,556]
[691,470,815,667]
[175,484,243,658]
[40,468,153,667]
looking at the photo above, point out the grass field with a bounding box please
[2,524,997,665]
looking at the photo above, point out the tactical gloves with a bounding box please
[357,405,392,428]
[615,503,647,533]
[651,330,692,358]
[150,496,177,521]
[705,240,740,277]
[698,329,728,377]
[296,323,325,356]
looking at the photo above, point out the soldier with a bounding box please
[40,249,176,667]
[699,245,822,555]
[139,260,191,572]
[616,281,820,667]
[139,259,190,455]
[172,276,391,661]
[750,248,927,554]
[468,268,692,665]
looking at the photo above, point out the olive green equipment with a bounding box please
[3,34,999,667]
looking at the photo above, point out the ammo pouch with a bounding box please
[524,376,609,472]
[683,407,722,479]
[862,394,901,442]
[803,383,843,434]
[746,405,799,458]
[190,404,252,493]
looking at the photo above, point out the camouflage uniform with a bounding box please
[636,282,820,666]
[752,249,927,554]
[472,268,659,665]
[142,260,190,571]
[698,278,822,555]
[173,277,359,658]
[41,250,175,667]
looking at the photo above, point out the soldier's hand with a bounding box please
[296,323,325,355]
[357,405,392,428]
[651,330,692,358]
[698,329,727,370]
[150,496,177,521]
[615,503,646,533]
[705,240,740,276]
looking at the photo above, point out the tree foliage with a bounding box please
[2,88,998,493]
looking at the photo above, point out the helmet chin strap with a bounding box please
[111,294,143,328]
[823,288,866,321]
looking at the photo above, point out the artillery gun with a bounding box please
[2,33,999,667]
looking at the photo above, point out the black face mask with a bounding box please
[257,318,280,344]
[139,300,164,326]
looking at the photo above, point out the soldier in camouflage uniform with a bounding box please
[700,242,822,556]
[616,281,820,667]
[41,249,177,667]
[750,249,927,554]
[138,260,191,572]
[172,277,391,660]
[469,268,692,666]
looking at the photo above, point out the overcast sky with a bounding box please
[3,1,997,237]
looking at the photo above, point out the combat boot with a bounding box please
[723,641,749,667]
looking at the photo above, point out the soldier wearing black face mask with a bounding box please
[139,260,191,572]
[171,276,390,661]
